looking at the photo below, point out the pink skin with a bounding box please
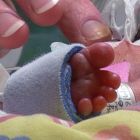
[125,103,140,112]
[0,0,140,114]
[0,0,29,50]
[0,0,111,50]
[69,40,140,115]
[0,0,113,114]
[113,40,140,102]
[70,42,121,116]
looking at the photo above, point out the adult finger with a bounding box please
[0,0,29,49]
[16,0,111,45]
[58,0,112,45]
[16,0,63,26]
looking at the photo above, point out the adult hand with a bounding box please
[0,0,111,57]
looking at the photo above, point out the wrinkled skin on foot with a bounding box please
[70,40,140,116]
[1,0,140,117]
[69,42,121,116]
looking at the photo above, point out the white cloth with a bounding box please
[3,43,84,122]
[92,0,140,42]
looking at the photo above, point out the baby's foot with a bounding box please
[69,42,121,116]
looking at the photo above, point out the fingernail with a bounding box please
[0,13,25,37]
[30,0,59,14]
[82,20,111,41]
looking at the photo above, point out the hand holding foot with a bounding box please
[70,42,121,116]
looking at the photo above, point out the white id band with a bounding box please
[101,83,136,114]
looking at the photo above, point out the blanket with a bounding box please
[0,110,139,140]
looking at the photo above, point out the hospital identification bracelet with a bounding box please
[101,83,136,114]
